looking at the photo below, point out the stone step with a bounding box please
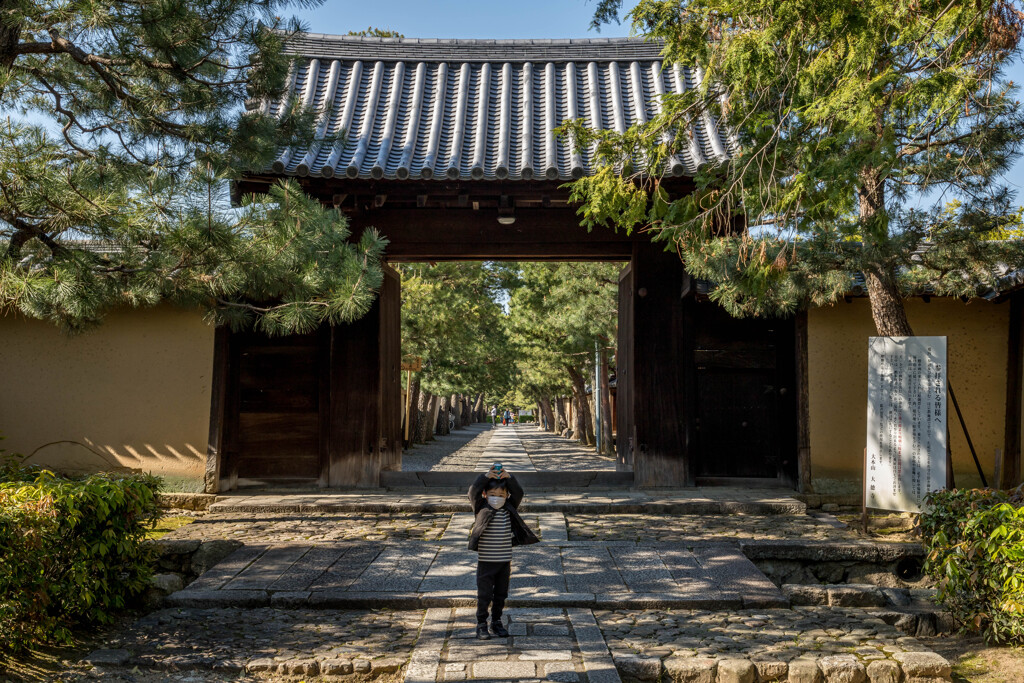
[381,470,635,489]
[210,488,807,515]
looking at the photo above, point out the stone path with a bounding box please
[475,427,535,472]
[408,607,620,683]
[515,426,618,472]
[403,424,496,472]
[75,431,953,681]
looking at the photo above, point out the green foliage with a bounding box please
[503,262,619,401]
[576,0,1024,331]
[921,486,1024,645]
[399,262,515,398]
[347,27,405,38]
[0,0,387,334]
[0,461,161,653]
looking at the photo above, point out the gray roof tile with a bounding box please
[263,35,733,181]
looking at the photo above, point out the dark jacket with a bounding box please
[468,473,540,551]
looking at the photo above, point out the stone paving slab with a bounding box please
[476,426,535,472]
[166,541,788,611]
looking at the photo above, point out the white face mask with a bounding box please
[487,495,506,509]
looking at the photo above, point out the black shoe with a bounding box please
[476,623,491,640]
[491,621,510,638]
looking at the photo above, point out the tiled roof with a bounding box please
[260,35,733,181]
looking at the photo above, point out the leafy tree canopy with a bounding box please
[570,0,1024,336]
[399,261,515,399]
[0,0,387,333]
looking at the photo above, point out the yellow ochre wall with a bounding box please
[0,306,214,488]
[808,298,1010,492]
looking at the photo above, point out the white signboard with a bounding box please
[866,336,947,512]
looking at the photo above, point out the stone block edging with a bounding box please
[616,652,952,682]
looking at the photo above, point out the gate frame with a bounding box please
[206,177,807,492]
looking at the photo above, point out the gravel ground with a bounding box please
[514,425,617,471]
[401,423,495,471]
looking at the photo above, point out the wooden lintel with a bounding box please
[374,194,387,208]
[457,193,469,207]
[416,194,428,208]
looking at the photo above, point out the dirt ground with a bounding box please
[921,634,1024,683]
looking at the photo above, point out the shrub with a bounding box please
[920,485,1024,645]
[0,457,161,653]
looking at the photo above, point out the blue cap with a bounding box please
[493,462,503,471]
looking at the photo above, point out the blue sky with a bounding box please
[295,0,1024,201]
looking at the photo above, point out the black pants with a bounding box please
[476,560,510,624]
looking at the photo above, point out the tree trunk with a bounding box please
[437,395,451,435]
[540,397,555,432]
[414,390,431,443]
[426,395,439,441]
[450,394,462,430]
[473,393,484,423]
[404,376,420,449]
[599,347,614,455]
[553,397,567,433]
[858,167,913,337]
[461,395,471,425]
[567,365,595,446]
[865,270,914,336]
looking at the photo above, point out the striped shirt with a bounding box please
[477,508,512,562]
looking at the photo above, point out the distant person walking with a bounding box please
[490,405,497,425]
[502,409,511,426]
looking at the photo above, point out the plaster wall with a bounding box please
[0,306,214,488]
[808,298,1009,491]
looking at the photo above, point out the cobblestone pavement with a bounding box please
[597,607,951,681]
[567,513,869,543]
[514,426,617,471]
[402,424,495,471]
[164,512,453,544]
[73,608,417,680]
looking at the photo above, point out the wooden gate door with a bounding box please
[693,308,797,483]
[616,263,634,470]
[226,328,329,486]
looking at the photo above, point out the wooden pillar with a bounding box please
[378,265,402,472]
[205,326,231,493]
[1003,293,1024,488]
[616,263,635,470]
[631,240,690,487]
[795,310,813,492]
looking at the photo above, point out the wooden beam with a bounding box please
[374,194,387,208]
[205,326,230,493]
[416,194,428,208]
[1003,293,1023,487]
[795,310,813,493]
[345,208,637,260]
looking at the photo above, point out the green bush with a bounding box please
[0,458,161,653]
[921,485,1024,644]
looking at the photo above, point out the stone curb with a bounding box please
[740,540,925,562]
[624,652,952,682]
[86,650,407,678]
[158,492,216,510]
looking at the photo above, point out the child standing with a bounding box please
[468,465,539,640]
